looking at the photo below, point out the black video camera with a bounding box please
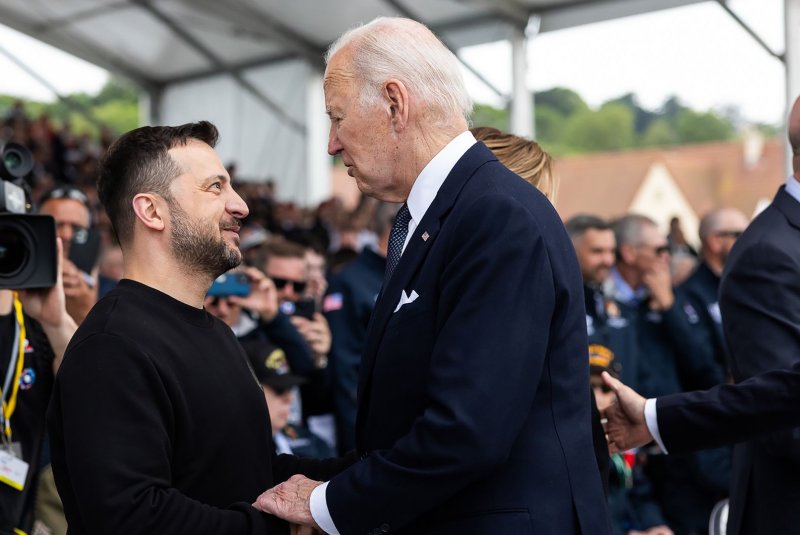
[0,142,57,289]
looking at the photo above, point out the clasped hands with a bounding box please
[599,372,654,454]
[253,474,324,535]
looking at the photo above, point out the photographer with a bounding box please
[0,240,76,534]
[204,266,316,379]
[37,185,100,325]
[254,238,334,447]
[0,143,77,534]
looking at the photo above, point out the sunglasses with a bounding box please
[42,186,90,209]
[637,243,670,255]
[207,296,237,307]
[715,230,743,239]
[271,277,306,294]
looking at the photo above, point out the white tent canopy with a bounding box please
[1,0,793,204]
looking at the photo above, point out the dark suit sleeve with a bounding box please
[326,195,557,533]
[720,240,800,462]
[657,359,800,453]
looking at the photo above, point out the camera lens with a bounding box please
[3,150,22,172]
[0,228,27,276]
[0,142,34,179]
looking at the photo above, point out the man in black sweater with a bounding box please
[47,122,350,534]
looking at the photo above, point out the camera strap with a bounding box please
[0,293,26,445]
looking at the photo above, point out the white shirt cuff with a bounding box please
[310,481,340,535]
[644,398,668,454]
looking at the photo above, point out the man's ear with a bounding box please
[383,79,409,132]
[131,193,166,232]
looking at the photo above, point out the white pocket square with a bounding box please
[394,290,419,313]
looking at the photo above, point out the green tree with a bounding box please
[470,103,508,131]
[605,93,658,136]
[534,105,567,147]
[534,87,588,117]
[641,118,678,147]
[562,103,635,152]
[675,109,734,144]
[94,77,139,106]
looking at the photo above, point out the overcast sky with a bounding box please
[0,0,787,125]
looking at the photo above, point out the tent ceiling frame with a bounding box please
[190,0,326,71]
[132,0,306,134]
[0,3,158,93]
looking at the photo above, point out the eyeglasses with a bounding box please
[206,296,237,307]
[271,277,306,294]
[715,230,743,239]
[41,186,90,209]
[638,243,670,255]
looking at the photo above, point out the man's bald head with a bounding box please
[790,96,800,176]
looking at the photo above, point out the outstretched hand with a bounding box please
[253,474,322,530]
[600,372,653,454]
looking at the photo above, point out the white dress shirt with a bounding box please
[309,130,477,534]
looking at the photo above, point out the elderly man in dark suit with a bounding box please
[254,16,609,535]
[603,95,800,535]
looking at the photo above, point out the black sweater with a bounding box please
[48,280,350,535]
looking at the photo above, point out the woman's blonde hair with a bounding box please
[471,126,558,204]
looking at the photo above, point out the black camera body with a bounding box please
[0,143,57,290]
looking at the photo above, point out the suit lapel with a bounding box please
[773,186,800,231]
[355,142,497,447]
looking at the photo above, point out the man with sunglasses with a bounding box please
[257,238,334,448]
[38,185,98,324]
[204,266,317,388]
[610,214,720,397]
[607,214,721,529]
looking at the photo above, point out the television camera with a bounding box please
[0,142,57,289]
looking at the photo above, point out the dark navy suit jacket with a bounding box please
[325,142,609,534]
[657,186,800,535]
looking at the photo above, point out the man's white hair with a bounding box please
[325,17,472,127]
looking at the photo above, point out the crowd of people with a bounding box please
[0,15,796,535]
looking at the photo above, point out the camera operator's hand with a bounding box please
[230,267,279,323]
[290,313,331,364]
[61,258,99,324]
[18,238,78,371]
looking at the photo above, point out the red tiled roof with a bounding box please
[554,138,786,221]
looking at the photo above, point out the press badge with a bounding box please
[0,446,29,491]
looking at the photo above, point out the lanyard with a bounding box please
[0,294,26,444]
